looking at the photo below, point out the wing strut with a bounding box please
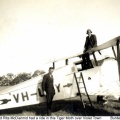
[112,46,117,59]
[117,39,120,81]
[92,52,98,66]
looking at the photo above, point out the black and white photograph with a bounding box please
[0,0,120,117]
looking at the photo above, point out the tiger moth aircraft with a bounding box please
[0,36,120,110]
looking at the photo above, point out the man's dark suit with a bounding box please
[42,73,55,115]
[84,34,97,52]
[82,34,97,70]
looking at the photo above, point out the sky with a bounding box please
[0,0,120,75]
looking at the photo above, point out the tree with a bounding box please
[11,72,32,85]
[32,70,45,77]
[0,75,11,86]
[6,73,15,81]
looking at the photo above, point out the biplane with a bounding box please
[0,36,120,110]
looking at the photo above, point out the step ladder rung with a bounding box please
[77,77,81,78]
[77,93,85,95]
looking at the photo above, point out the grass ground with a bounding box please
[0,95,120,116]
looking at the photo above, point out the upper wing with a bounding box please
[48,36,120,62]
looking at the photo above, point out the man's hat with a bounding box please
[86,29,92,34]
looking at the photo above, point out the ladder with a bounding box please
[74,72,95,116]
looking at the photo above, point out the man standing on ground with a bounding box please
[42,67,55,116]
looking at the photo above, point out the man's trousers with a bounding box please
[46,93,54,115]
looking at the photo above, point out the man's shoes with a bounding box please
[47,110,51,116]
[103,101,108,105]
[51,113,55,116]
